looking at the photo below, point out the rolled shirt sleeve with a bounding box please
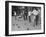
[28,11,32,16]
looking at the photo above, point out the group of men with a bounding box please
[28,8,40,25]
[13,7,40,26]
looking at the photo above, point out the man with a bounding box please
[14,11,17,20]
[28,10,32,22]
[24,11,28,20]
[32,8,39,26]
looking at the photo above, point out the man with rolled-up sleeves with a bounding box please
[32,8,39,26]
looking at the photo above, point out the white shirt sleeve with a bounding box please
[28,11,32,16]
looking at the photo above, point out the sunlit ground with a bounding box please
[12,16,41,31]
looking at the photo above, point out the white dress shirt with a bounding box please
[32,10,39,16]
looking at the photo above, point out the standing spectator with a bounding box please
[24,11,28,20]
[28,11,32,22]
[14,11,17,20]
[32,8,39,26]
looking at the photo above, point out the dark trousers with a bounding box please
[29,16,31,22]
[35,15,39,25]
[23,15,27,20]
